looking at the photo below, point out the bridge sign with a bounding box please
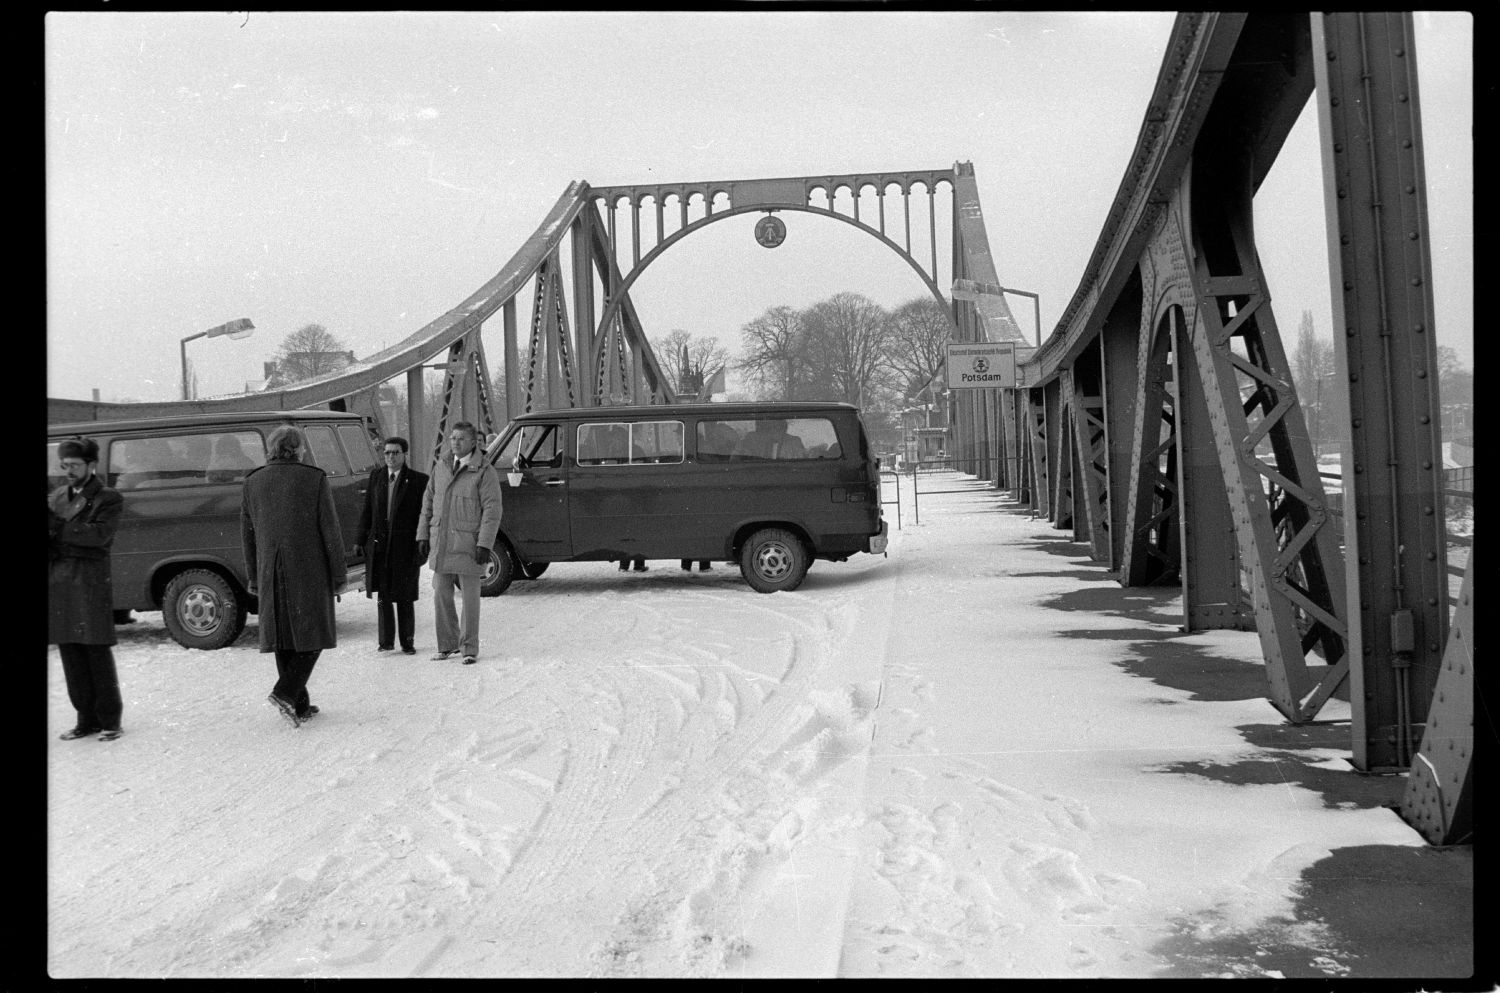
[945,341,1018,389]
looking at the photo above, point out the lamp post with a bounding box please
[1000,287,1042,348]
[181,318,255,400]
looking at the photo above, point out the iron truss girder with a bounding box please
[1176,162,1348,722]
[1313,12,1451,771]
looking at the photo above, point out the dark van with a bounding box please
[47,410,377,649]
[480,401,888,594]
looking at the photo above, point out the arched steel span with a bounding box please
[584,202,952,373]
[582,164,1030,453]
[49,181,595,424]
[959,11,1465,844]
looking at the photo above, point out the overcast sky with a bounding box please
[45,11,1471,402]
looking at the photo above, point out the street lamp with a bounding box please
[181,318,255,400]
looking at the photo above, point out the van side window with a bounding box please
[701,417,838,461]
[629,421,684,464]
[337,424,377,474]
[304,425,349,477]
[577,423,629,465]
[110,431,265,489]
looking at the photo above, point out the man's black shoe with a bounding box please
[377,644,394,652]
[268,693,302,728]
[297,705,320,720]
[59,726,101,741]
[401,645,416,655]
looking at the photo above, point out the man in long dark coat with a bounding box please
[49,437,126,741]
[355,435,428,654]
[241,425,347,727]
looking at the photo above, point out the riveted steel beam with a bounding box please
[1314,12,1450,769]
[1399,554,1473,845]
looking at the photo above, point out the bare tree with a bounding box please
[737,305,808,400]
[650,329,730,398]
[800,292,895,405]
[1288,310,1337,454]
[886,297,955,399]
[268,324,354,386]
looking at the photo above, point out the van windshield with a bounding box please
[494,424,562,469]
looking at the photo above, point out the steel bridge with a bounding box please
[45,12,1470,845]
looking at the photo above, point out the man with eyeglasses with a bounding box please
[355,436,429,655]
[48,437,126,742]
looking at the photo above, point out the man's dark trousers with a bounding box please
[59,643,122,731]
[377,598,415,651]
[272,650,320,714]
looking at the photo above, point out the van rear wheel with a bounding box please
[740,528,809,593]
[162,569,245,650]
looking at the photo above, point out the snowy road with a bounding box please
[48,474,1435,978]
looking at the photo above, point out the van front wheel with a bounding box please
[740,528,809,593]
[478,544,516,597]
[162,569,245,650]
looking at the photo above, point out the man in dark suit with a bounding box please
[356,436,429,654]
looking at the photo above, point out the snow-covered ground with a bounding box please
[48,473,1450,978]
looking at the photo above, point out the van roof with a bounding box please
[506,401,860,423]
[48,409,368,437]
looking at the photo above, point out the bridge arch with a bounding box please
[587,199,953,372]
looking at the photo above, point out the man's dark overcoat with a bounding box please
[355,463,429,603]
[48,474,123,646]
[240,457,347,653]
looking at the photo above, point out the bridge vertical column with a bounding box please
[1314,12,1449,768]
[1049,376,1073,530]
[1170,295,1250,631]
[1069,347,1110,561]
[1027,389,1049,518]
[571,213,597,408]
[406,366,426,472]
[1120,312,1180,587]
[1099,280,1143,571]
[502,298,519,422]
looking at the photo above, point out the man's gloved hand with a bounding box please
[473,545,488,565]
[416,539,430,560]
